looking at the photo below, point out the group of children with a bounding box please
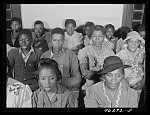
[6,17,145,108]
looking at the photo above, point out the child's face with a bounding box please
[51,33,64,51]
[39,67,57,91]
[91,30,104,47]
[85,26,91,36]
[11,21,21,31]
[106,28,114,40]
[19,34,32,49]
[127,39,140,52]
[66,23,75,36]
[34,24,44,37]
[104,68,124,90]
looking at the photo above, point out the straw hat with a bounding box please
[123,31,145,45]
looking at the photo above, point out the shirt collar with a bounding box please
[50,48,64,58]
[19,46,35,54]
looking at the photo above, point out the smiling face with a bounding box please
[104,68,124,90]
[106,28,114,40]
[34,24,44,37]
[66,23,75,36]
[19,34,32,49]
[127,38,140,52]
[39,67,57,92]
[91,30,105,47]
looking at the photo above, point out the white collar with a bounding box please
[50,48,64,58]
[19,46,35,54]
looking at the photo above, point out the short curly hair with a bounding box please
[114,26,131,40]
[18,29,33,40]
[105,24,115,31]
[51,27,65,38]
[65,19,76,27]
[34,20,44,26]
[38,58,62,81]
[89,25,106,38]
[10,17,22,25]
[84,21,94,28]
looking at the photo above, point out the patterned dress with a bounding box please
[84,79,138,108]
[116,47,145,87]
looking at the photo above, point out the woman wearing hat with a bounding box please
[116,31,145,103]
[84,56,138,108]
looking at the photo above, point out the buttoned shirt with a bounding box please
[19,46,35,66]
[49,49,64,75]
[78,45,115,70]
[40,48,81,89]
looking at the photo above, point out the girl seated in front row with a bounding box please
[32,58,75,108]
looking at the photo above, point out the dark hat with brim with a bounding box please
[100,56,131,74]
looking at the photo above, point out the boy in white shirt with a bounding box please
[63,19,84,54]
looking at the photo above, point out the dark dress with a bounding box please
[138,86,147,111]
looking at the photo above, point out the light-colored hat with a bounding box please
[123,31,145,45]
